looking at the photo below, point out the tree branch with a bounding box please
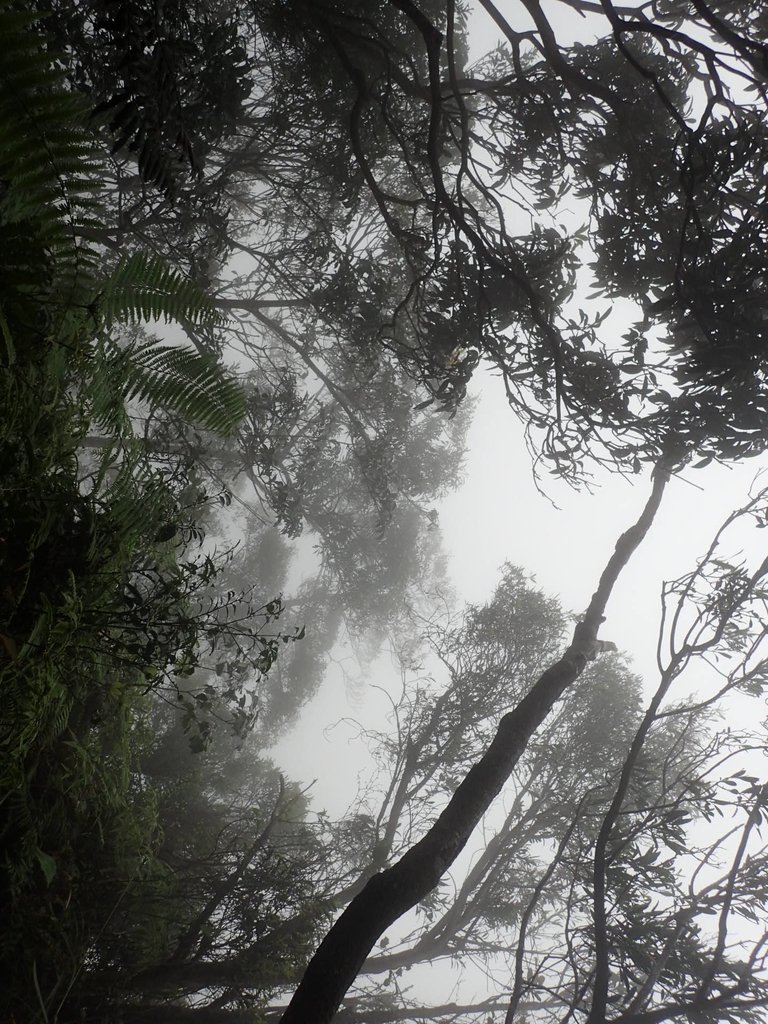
[277,464,670,1024]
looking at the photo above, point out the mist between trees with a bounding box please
[3,1,768,1023]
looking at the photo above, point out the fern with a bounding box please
[0,1,244,441]
[92,447,174,544]
[0,4,103,336]
[88,331,245,437]
[100,251,219,327]
[95,254,243,435]
[123,339,244,435]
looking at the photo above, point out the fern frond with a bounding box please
[100,252,220,328]
[127,340,245,435]
[0,0,104,321]
[92,448,173,548]
[89,331,244,436]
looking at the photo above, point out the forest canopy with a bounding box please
[3,2,768,1024]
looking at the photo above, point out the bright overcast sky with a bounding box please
[274,366,768,813]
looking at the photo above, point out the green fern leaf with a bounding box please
[122,337,244,435]
[100,252,219,328]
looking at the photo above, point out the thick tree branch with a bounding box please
[612,992,768,1024]
[277,464,670,1024]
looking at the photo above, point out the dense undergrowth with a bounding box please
[0,8,280,1018]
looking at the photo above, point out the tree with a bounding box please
[280,474,768,1024]
[321,567,648,978]
[73,712,340,1017]
[42,0,768,474]
[70,558,658,1019]
[0,10,299,1017]
[277,462,670,1022]
[183,7,768,1012]
[24,0,475,741]
[242,0,768,474]
[81,482,768,1024]
[56,15,477,727]
[106,353,468,731]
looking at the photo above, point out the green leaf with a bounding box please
[34,848,57,886]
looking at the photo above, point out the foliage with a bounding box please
[73,712,336,1015]
[22,0,478,726]
[39,0,252,192]
[331,567,646,964]
[238,0,768,479]
[276,474,768,1024]
[7,2,768,1024]
[0,6,286,1019]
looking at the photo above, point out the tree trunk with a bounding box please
[278,466,669,1023]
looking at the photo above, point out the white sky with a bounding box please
[442,369,768,685]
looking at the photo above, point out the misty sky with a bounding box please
[272,364,768,824]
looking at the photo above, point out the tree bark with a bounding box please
[278,466,670,1023]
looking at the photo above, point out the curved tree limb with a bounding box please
[278,463,670,1024]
